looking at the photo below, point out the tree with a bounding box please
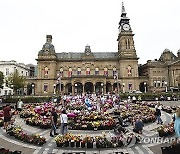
[8,71,25,95]
[0,71,4,88]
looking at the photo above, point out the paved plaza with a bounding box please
[0,100,179,154]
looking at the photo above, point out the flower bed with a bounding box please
[0,118,3,127]
[114,103,156,124]
[68,112,116,130]
[157,122,174,137]
[0,147,22,154]
[6,125,46,145]
[20,102,60,129]
[55,132,140,148]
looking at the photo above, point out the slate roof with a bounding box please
[56,52,118,60]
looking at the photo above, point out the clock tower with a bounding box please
[118,2,139,91]
[117,2,137,59]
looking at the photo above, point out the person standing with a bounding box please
[60,109,68,135]
[3,104,11,130]
[155,102,163,124]
[174,108,180,138]
[17,99,23,112]
[50,108,58,137]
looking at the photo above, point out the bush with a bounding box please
[3,96,51,104]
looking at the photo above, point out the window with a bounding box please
[154,81,157,87]
[26,72,28,76]
[128,83,132,91]
[44,66,49,78]
[127,66,132,76]
[157,81,161,87]
[95,68,99,75]
[104,68,108,76]
[60,67,63,77]
[6,68,9,76]
[5,90,7,95]
[86,68,90,75]
[44,84,48,93]
[68,68,72,77]
[113,67,117,76]
[126,39,130,49]
[77,68,81,75]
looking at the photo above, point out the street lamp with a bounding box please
[75,83,78,94]
[164,81,167,93]
[144,82,147,93]
[11,85,14,95]
[101,83,103,94]
[32,84,35,95]
[114,73,119,94]
[53,84,56,95]
[122,83,125,93]
[57,73,61,94]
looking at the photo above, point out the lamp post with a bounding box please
[101,83,103,94]
[57,73,61,94]
[11,85,14,95]
[122,83,125,93]
[53,84,56,95]
[144,82,147,93]
[164,81,167,93]
[114,73,119,95]
[75,83,78,94]
[32,84,35,95]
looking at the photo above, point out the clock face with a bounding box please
[123,24,130,31]
[86,50,90,55]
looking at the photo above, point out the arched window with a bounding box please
[86,68,90,75]
[44,66,49,78]
[77,67,81,75]
[153,78,157,87]
[43,83,48,93]
[60,67,63,77]
[104,67,108,76]
[68,68,72,77]
[127,66,132,76]
[95,68,99,75]
[125,39,130,49]
[113,67,117,76]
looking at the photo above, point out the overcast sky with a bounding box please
[0,0,180,65]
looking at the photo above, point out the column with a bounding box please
[72,85,74,95]
[111,85,113,92]
[93,84,96,93]
[104,85,106,94]
[82,85,85,94]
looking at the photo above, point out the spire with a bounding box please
[121,1,127,17]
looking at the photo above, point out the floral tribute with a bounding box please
[19,102,59,129]
[68,111,116,130]
[55,132,140,148]
[157,122,174,137]
[0,117,3,127]
[114,102,156,124]
[6,125,46,145]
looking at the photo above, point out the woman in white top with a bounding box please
[60,109,68,135]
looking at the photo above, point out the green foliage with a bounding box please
[0,71,4,88]
[8,71,25,94]
[4,96,51,104]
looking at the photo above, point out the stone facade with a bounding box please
[29,4,141,95]
[139,49,180,93]
[0,60,31,96]
[27,3,180,95]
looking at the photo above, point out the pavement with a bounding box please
[0,100,179,154]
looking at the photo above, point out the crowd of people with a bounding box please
[0,93,180,140]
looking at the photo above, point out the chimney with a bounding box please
[46,35,52,43]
